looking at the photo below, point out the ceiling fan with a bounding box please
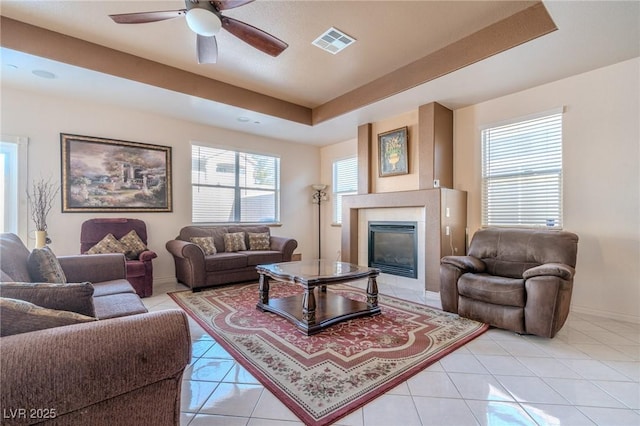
[109,0,288,64]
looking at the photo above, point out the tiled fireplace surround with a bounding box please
[362,208,424,284]
[342,189,466,292]
[341,102,467,292]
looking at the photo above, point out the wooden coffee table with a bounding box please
[256,260,381,335]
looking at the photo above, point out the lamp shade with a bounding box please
[186,8,222,37]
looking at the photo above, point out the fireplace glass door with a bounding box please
[368,221,417,278]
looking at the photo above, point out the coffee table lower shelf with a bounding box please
[257,291,381,335]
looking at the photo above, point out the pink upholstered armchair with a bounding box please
[81,218,157,297]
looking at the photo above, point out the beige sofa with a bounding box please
[0,233,191,425]
[166,225,297,291]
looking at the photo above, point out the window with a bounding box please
[332,156,357,224]
[481,110,563,228]
[0,136,28,238]
[192,144,280,223]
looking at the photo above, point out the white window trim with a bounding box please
[191,142,281,224]
[480,108,564,229]
[332,155,358,225]
[1,135,29,241]
[479,107,565,131]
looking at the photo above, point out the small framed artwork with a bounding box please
[378,126,408,177]
[61,133,172,212]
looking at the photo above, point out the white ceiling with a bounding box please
[1,1,638,146]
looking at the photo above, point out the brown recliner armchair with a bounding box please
[440,227,578,338]
[81,218,157,297]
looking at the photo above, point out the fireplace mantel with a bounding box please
[341,188,466,292]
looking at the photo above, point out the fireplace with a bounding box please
[368,221,418,278]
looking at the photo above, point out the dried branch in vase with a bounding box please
[27,177,59,232]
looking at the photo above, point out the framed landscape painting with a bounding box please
[61,134,172,212]
[378,126,408,177]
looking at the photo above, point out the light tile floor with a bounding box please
[144,279,640,426]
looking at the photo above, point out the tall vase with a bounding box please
[35,231,47,249]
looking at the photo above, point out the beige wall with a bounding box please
[319,138,355,261]
[2,87,319,284]
[454,58,639,323]
[5,57,638,321]
[321,58,639,322]
[371,110,419,193]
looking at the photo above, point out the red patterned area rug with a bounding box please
[170,283,488,425]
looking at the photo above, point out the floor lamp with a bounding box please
[311,184,327,259]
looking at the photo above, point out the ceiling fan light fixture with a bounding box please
[186,8,221,36]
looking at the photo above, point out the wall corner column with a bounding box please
[357,123,372,194]
[418,102,453,189]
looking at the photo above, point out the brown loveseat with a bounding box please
[166,225,297,291]
[440,227,579,338]
[0,233,191,425]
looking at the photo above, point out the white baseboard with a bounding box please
[425,290,439,298]
[571,305,640,325]
[153,276,178,287]
[151,278,640,325]
[428,288,639,325]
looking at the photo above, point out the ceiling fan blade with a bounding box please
[213,0,255,11]
[197,34,218,64]
[109,10,186,24]
[221,17,288,57]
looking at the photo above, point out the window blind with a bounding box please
[192,144,280,223]
[481,111,563,228]
[332,156,358,224]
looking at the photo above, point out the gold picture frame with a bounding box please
[61,133,172,212]
[378,126,408,177]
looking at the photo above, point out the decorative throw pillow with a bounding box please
[248,232,271,251]
[0,282,96,317]
[86,233,127,256]
[0,297,96,337]
[27,246,67,283]
[190,237,217,255]
[223,232,247,252]
[119,230,148,260]
[229,226,269,249]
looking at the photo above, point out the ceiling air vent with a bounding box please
[312,27,356,54]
